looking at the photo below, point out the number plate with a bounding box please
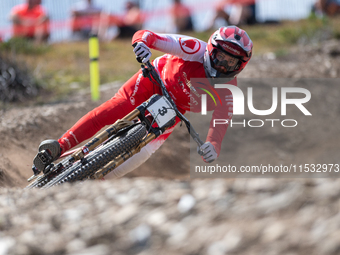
[146,96,176,128]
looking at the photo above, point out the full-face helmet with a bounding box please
[204,26,253,79]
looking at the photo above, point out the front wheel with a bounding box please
[39,124,147,188]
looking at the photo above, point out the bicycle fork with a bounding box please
[69,109,141,163]
[92,132,156,179]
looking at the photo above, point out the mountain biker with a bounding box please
[34,26,253,179]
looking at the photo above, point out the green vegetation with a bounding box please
[242,16,339,55]
[0,37,50,55]
[2,17,339,104]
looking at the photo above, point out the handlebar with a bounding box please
[142,61,204,147]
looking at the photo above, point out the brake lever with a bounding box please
[141,64,150,78]
[197,147,204,156]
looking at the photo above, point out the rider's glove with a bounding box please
[133,42,152,63]
[198,142,218,163]
[33,139,61,174]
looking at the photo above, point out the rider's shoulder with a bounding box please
[177,36,206,55]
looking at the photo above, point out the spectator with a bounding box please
[118,1,144,38]
[9,0,50,43]
[313,0,340,16]
[70,0,102,39]
[170,0,193,33]
[208,0,256,30]
[99,1,144,40]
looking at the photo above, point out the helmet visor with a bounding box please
[213,50,240,74]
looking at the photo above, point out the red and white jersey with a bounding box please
[132,30,236,156]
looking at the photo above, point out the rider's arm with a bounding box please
[206,79,236,157]
[132,30,206,62]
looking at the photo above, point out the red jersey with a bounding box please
[58,30,235,158]
[11,3,49,37]
[132,30,235,155]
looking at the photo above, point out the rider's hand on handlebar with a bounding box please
[133,42,152,63]
[198,142,218,163]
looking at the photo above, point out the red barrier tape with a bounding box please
[0,0,261,38]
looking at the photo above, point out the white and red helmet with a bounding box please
[204,26,253,79]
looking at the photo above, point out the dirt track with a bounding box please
[1,40,340,186]
[0,40,340,254]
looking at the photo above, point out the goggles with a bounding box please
[213,50,240,72]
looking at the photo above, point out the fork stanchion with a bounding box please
[93,133,156,179]
[89,33,100,101]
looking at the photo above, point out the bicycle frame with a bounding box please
[28,61,204,182]
[84,61,204,179]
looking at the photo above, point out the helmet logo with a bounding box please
[223,44,240,54]
[179,38,201,54]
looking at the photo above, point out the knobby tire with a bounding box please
[27,124,147,189]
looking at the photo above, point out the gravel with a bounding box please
[1,178,340,255]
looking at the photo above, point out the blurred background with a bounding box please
[0,0,319,42]
[0,0,339,105]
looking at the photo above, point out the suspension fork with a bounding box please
[92,115,180,179]
[92,132,157,179]
[69,109,141,162]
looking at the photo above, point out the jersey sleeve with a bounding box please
[206,78,236,157]
[132,30,206,62]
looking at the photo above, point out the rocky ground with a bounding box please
[1,178,340,255]
[0,40,340,254]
